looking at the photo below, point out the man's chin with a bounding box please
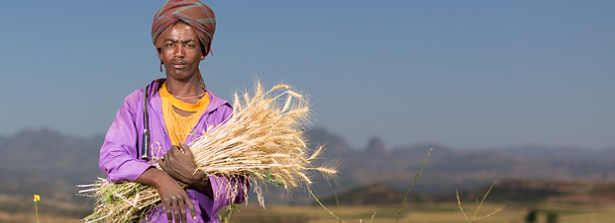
[166,70,196,81]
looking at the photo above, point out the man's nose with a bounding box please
[173,45,184,57]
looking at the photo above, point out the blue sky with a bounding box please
[1,1,614,150]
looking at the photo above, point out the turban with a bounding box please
[152,0,216,56]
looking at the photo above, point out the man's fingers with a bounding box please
[180,193,196,221]
[179,142,191,154]
[163,152,169,162]
[163,198,173,223]
[184,144,196,157]
[188,196,197,220]
[180,200,188,223]
[168,145,178,156]
[159,161,167,172]
[172,198,181,223]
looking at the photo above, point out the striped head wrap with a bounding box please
[152,0,216,56]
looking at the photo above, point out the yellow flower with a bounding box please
[33,194,40,202]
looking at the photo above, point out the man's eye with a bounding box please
[186,44,195,48]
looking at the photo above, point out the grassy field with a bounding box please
[4,203,615,223]
[225,203,615,223]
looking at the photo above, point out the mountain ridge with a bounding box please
[1,127,615,212]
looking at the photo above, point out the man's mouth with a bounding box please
[172,61,187,69]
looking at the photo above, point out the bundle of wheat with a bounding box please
[79,80,337,223]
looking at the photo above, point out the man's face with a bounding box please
[158,22,205,81]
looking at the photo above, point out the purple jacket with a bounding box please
[99,79,246,223]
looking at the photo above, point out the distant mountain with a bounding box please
[364,137,388,156]
[0,128,105,216]
[317,182,406,205]
[501,145,615,160]
[305,128,353,156]
[318,179,615,206]
[303,128,615,202]
[2,127,615,214]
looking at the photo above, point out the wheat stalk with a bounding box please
[79,80,337,222]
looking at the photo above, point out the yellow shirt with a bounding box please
[159,82,210,145]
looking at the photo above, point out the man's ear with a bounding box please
[200,48,206,60]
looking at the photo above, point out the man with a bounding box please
[99,1,246,222]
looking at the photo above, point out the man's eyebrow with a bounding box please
[164,39,197,44]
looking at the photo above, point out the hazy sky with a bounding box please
[1,1,613,150]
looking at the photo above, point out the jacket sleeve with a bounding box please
[99,91,153,182]
[209,175,250,213]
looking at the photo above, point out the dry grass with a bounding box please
[455,181,504,223]
[309,149,506,223]
[221,204,615,223]
[78,80,337,222]
[3,203,615,223]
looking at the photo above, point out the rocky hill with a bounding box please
[302,128,615,204]
[1,127,615,214]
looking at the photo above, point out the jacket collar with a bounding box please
[146,78,230,115]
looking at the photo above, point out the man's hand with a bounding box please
[160,142,214,197]
[135,168,196,223]
[160,142,198,183]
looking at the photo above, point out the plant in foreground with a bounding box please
[78,80,338,223]
[312,148,432,223]
[33,194,40,223]
[456,181,504,223]
[313,148,503,223]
